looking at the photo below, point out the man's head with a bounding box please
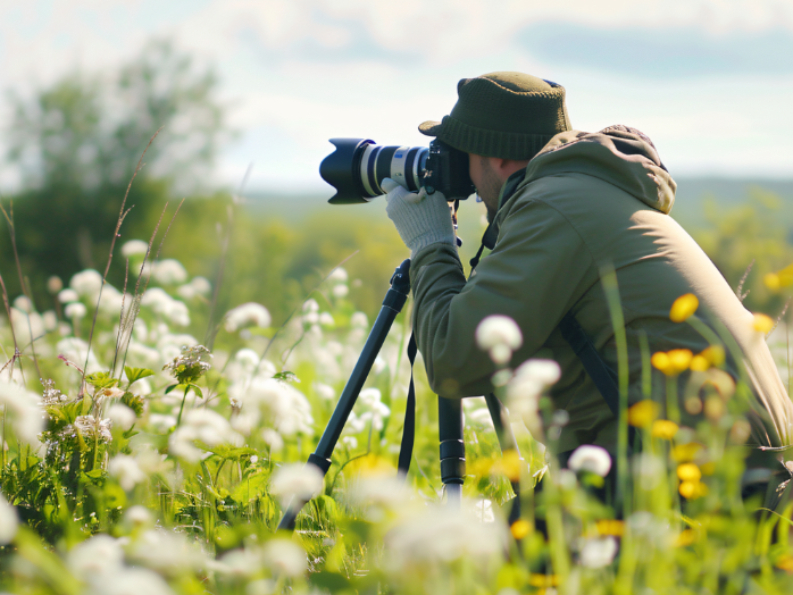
[419,72,571,213]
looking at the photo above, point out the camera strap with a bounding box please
[397,334,418,474]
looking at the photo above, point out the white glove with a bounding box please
[382,178,455,256]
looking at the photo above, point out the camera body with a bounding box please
[320,138,476,205]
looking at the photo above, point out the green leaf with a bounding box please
[231,471,271,503]
[309,571,352,592]
[164,384,182,395]
[273,370,299,383]
[85,372,119,389]
[189,384,204,398]
[124,366,155,386]
[121,392,145,416]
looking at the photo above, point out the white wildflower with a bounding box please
[156,333,199,362]
[64,302,87,320]
[47,275,63,293]
[13,295,32,313]
[70,269,103,301]
[332,284,349,298]
[302,299,320,325]
[568,445,612,477]
[148,413,177,433]
[108,454,147,491]
[327,267,348,282]
[57,337,103,373]
[168,409,242,463]
[385,504,505,568]
[151,259,188,285]
[217,547,263,578]
[127,528,207,576]
[0,492,18,544]
[319,312,335,327]
[351,312,368,328]
[476,315,522,365]
[506,359,560,436]
[121,239,149,258]
[227,376,313,437]
[41,379,66,405]
[262,539,308,578]
[224,302,271,332]
[0,380,45,445]
[9,308,45,347]
[141,288,190,326]
[124,505,153,529]
[74,415,112,443]
[58,288,79,304]
[314,382,335,401]
[269,463,324,505]
[190,276,211,295]
[97,568,176,595]
[579,536,618,568]
[68,534,124,579]
[107,403,138,432]
[42,310,57,331]
[261,428,284,452]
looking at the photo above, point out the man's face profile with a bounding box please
[468,153,503,217]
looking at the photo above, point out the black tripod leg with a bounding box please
[438,396,465,507]
[484,393,522,526]
[277,259,412,531]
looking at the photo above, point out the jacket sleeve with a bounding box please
[409,197,596,397]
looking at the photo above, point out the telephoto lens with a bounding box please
[320,139,429,204]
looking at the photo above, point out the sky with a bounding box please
[0,0,792,195]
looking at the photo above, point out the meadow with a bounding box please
[1,176,793,595]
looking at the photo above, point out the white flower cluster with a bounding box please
[168,409,243,463]
[228,375,314,443]
[345,388,390,434]
[506,359,561,437]
[141,288,190,326]
[269,463,325,506]
[0,380,45,446]
[328,267,349,299]
[224,302,271,333]
[475,315,523,365]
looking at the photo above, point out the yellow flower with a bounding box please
[651,419,679,440]
[670,293,699,323]
[765,273,781,291]
[677,463,702,482]
[652,349,693,376]
[596,519,625,536]
[628,400,659,428]
[679,480,707,499]
[776,554,793,573]
[676,528,696,547]
[753,313,774,334]
[689,355,710,371]
[492,449,522,482]
[672,442,702,462]
[700,345,725,367]
[510,519,531,540]
[529,574,560,588]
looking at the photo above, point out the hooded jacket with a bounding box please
[410,125,793,454]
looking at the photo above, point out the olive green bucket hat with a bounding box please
[419,71,572,160]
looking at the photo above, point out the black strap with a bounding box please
[397,335,418,474]
[558,312,620,418]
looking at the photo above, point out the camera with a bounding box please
[320,138,476,205]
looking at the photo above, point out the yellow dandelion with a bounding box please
[677,463,702,482]
[651,419,679,440]
[689,355,710,372]
[776,554,793,573]
[510,519,531,540]
[668,349,693,373]
[529,574,560,588]
[700,345,725,367]
[651,351,672,375]
[596,519,625,536]
[670,293,699,323]
[753,313,774,334]
[679,480,706,499]
[628,400,659,428]
[765,273,781,291]
[493,449,522,482]
[676,528,696,547]
[672,442,702,462]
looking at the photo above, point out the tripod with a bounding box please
[278,259,522,530]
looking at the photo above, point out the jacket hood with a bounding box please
[521,125,677,214]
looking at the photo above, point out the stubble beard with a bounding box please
[478,157,504,219]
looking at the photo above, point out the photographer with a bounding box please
[383,71,793,508]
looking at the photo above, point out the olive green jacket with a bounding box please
[410,125,792,453]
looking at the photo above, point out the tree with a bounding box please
[1,39,231,298]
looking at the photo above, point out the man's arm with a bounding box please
[410,198,597,397]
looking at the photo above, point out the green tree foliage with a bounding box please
[691,188,793,316]
[1,39,230,298]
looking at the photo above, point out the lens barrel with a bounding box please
[320,138,428,205]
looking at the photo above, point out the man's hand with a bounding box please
[382,178,455,257]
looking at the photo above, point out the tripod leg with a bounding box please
[484,393,522,526]
[277,259,412,530]
[438,396,465,507]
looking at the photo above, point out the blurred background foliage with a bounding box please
[1,39,792,331]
